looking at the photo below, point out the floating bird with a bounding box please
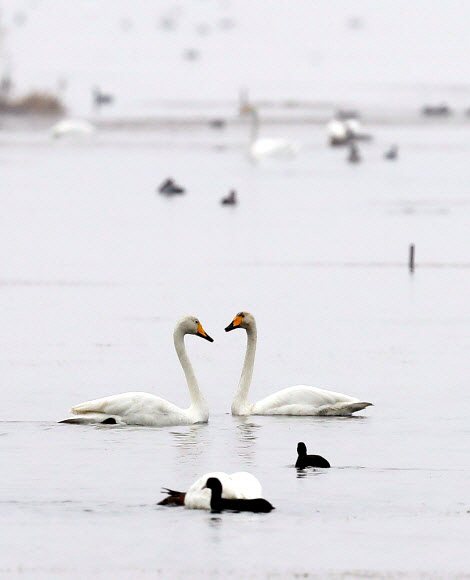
[50,119,95,138]
[208,118,226,129]
[93,87,114,108]
[421,103,452,117]
[203,477,275,513]
[158,178,185,195]
[240,104,299,160]
[59,316,213,426]
[384,145,398,160]
[225,312,372,416]
[327,119,350,146]
[158,472,262,509]
[327,114,371,146]
[221,189,237,206]
[295,442,330,469]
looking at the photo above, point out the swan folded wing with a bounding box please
[227,472,263,499]
[70,392,185,424]
[250,138,299,159]
[251,385,365,415]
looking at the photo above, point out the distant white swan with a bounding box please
[50,119,95,138]
[59,316,213,426]
[158,471,263,509]
[240,104,299,160]
[225,312,373,416]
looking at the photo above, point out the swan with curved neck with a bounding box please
[240,104,299,160]
[225,312,372,416]
[59,316,213,426]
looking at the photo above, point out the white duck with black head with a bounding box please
[225,311,372,416]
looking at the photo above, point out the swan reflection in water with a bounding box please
[234,417,261,464]
[170,423,208,459]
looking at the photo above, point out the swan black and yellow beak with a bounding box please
[197,323,214,342]
[225,315,243,332]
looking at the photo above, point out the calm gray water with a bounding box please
[1,121,470,579]
[2,2,470,578]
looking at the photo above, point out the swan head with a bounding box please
[179,316,214,342]
[225,311,255,332]
[297,442,307,456]
[203,477,223,497]
[239,103,255,115]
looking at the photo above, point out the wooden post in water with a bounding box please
[408,244,415,273]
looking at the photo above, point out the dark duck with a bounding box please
[295,442,330,469]
[158,178,185,195]
[203,477,275,513]
[221,189,237,205]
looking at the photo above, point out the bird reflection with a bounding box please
[234,418,261,464]
[170,424,207,458]
[296,467,328,479]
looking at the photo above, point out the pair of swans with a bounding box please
[60,312,372,426]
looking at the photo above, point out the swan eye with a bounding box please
[237,312,244,318]
[195,320,199,325]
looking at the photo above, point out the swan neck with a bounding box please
[249,108,259,143]
[174,328,207,414]
[232,323,257,414]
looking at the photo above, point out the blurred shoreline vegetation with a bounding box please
[0,90,65,115]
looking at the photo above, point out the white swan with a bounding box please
[225,312,373,416]
[240,104,299,160]
[158,471,263,509]
[50,119,95,138]
[59,316,213,426]
[327,117,367,146]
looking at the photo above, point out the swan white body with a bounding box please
[242,105,299,160]
[327,118,362,146]
[185,471,263,509]
[226,312,372,417]
[50,119,95,138]
[59,316,213,426]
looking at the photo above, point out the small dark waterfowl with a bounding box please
[203,477,275,513]
[93,87,114,108]
[158,178,185,195]
[347,141,361,163]
[209,118,226,129]
[221,189,237,205]
[295,442,330,469]
[421,103,452,117]
[384,145,398,160]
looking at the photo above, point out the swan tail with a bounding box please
[157,489,186,506]
[332,401,372,415]
[315,401,373,416]
[349,401,373,413]
[58,413,123,425]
